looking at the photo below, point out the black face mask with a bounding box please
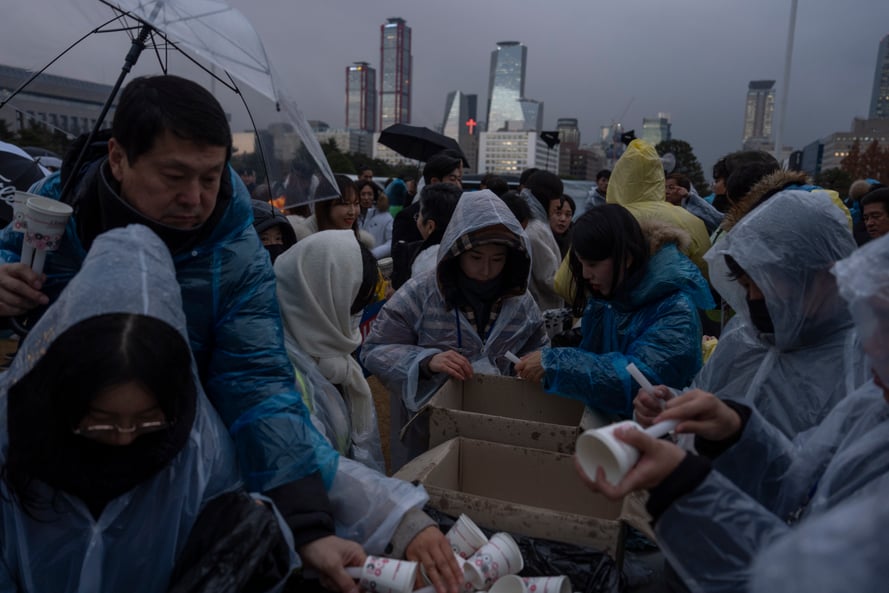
[747,298,775,334]
[265,244,287,264]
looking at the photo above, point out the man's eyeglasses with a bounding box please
[74,420,170,437]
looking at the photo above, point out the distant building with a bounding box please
[820,117,889,171]
[379,17,412,130]
[486,41,528,132]
[742,80,775,147]
[641,113,672,146]
[0,64,115,138]
[441,90,479,171]
[870,34,889,119]
[799,139,824,178]
[478,131,559,175]
[556,118,580,177]
[518,98,543,132]
[316,129,373,158]
[346,62,376,132]
[372,132,415,166]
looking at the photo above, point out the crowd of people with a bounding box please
[0,73,886,592]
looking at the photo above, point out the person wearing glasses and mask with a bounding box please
[0,225,293,592]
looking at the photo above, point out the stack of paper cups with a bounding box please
[465,533,524,591]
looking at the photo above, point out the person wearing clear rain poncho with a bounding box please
[635,188,868,438]
[0,225,293,592]
[577,232,889,593]
[361,190,548,470]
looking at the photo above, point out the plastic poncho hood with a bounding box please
[833,232,889,386]
[0,225,241,592]
[436,189,531,291]
[606,140,710,272]
[706,189,857,351]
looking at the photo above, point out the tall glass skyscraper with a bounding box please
[486,41,527,132]
[442,90,479,170]
[346,62,376,132]
[870,34,889,119]
[743,80,775,145]
[379,17,412,130]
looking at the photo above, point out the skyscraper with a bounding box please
[641,113,672,146]
[345,62,376,132]
[379,17,412,130]
[486,41,527,132]
[442,90,479,170]
[742,80,775,146]
[869,34,889,119]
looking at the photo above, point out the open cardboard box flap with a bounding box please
[395,436,655,558]
[401,375,591,453]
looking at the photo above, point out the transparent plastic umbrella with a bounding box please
[2,0,337,206]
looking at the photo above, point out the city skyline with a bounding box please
[1,0,888,174]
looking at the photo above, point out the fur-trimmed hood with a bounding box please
[640,218,692,257]
[722,170,810,232]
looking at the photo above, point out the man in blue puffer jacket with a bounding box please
[0,75,365,593]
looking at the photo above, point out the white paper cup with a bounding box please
[22,196,73,274]
[447,513,489,559]
[521,576,571,593]
[575,420,641,484]
[488,575,526,593]
[465,532,524,590]
[356,555,418,593]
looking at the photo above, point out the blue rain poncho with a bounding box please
[654,233,889,593]
[541,221,715,418]
[697,189,869,437]
[0,225,249,592]
[5,166,337,493]
[361,190,548,467]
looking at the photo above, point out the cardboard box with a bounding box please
[394,437,654,561]
[404,375,590,454]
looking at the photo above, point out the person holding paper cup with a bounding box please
[515,204,714,419]
[635,187,869,438]
[361,190,548,470]
[0,75,366,593]
[576,233,889,593]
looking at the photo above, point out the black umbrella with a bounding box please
[0,141,49,225]
[378,124,470,167]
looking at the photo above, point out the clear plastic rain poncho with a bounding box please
[275,230,385,472]
[698,189,869,437]
[0,226,248,592]
[4,166,339,493]
[654,233,889,593]
[361,190,548,468]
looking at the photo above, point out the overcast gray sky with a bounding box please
[3,0,888,175]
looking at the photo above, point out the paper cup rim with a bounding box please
[453,514,488,545]
[26,196,73,217]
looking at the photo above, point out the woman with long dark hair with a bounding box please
[516,204,714,418]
